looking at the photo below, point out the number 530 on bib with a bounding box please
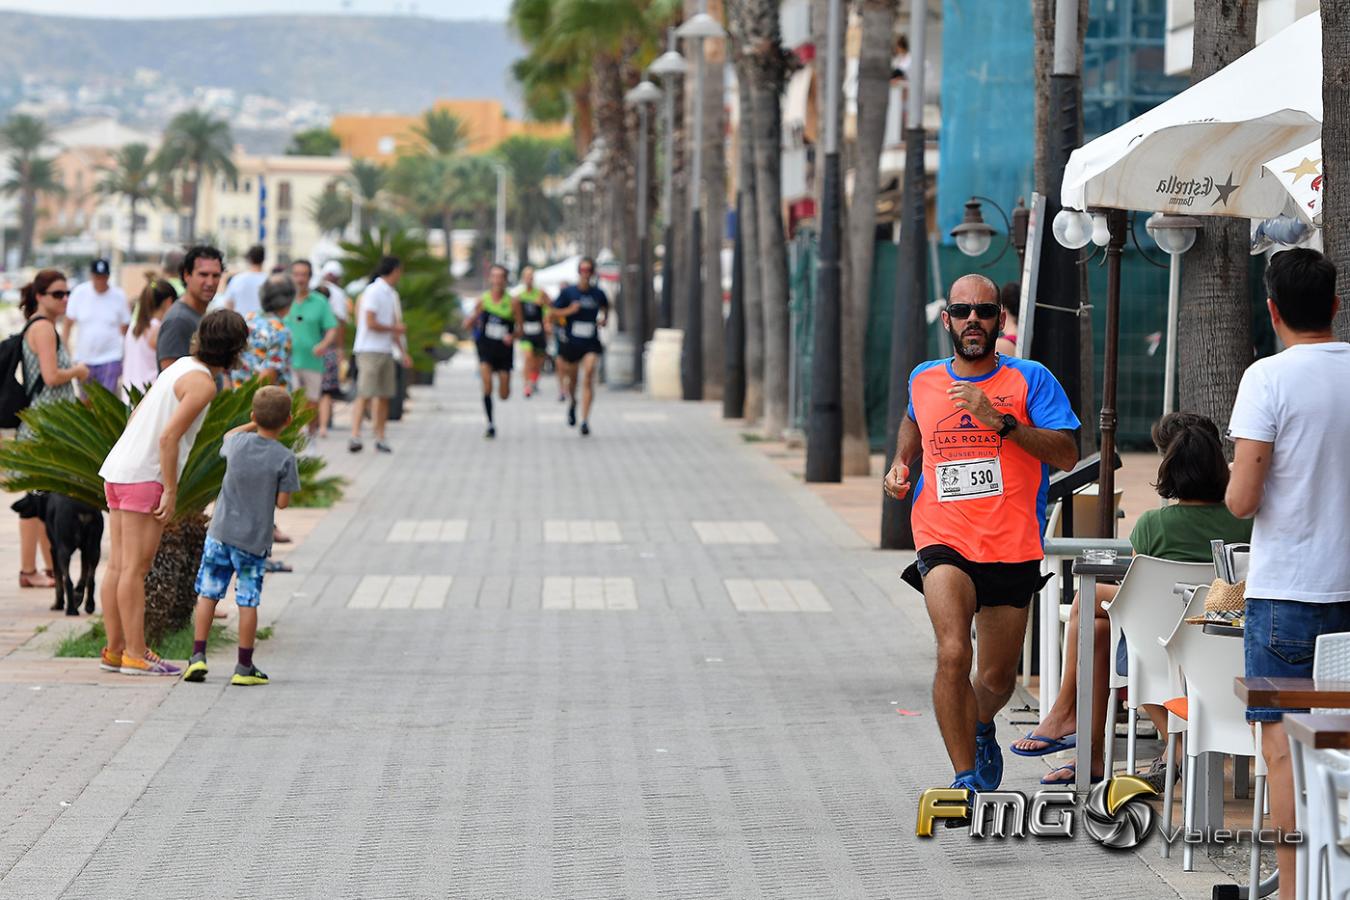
[935,457,1004,502]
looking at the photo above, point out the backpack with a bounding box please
[0,317,46,429]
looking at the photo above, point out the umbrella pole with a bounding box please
[1099,209,1127,539]
[1163,252,1180,415]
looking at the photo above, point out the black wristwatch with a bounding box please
[997,414,1018,437]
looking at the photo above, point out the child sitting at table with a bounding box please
[1009,412,1252,785]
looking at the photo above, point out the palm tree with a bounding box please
[1177,0,1256,438]
[95,143,163,262]
[744,0,793,438]
[841,0,897,475]
[495,135,572,269]
[385,153,457,257]
[155,110,237,244]
[729,0,764,424]
[411,109,469,157]
[1324,6,1350,339]
[0,114,63,266]
[349,159,387,236]
[309,182,352,236]
[452,155,502,266]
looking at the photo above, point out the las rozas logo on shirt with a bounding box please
[929,409,1003,462]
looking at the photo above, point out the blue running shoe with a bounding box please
[974,720,1003,791]
[943,769,980,828]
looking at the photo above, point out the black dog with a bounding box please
[42,493,104,616]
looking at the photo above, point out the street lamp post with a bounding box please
[626,80,662,387]
[1145,213,1200,415]
[805,0,844,483]
[649,30,686,331]
[676,4,725,402]
[950,196,1032,270]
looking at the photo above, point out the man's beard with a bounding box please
[947,320,997,360]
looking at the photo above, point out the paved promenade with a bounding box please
[0,354,1220,898]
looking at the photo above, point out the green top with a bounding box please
[1129,502,1252,562]
[482,291,514,320]
[517,287,542,306]
[285,291,339,372]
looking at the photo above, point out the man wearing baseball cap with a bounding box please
[63,258,130,395]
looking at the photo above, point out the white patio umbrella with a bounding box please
[1264,139,1323,225]
[1061,10,1322,219]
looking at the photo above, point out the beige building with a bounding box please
[193,154,351,268]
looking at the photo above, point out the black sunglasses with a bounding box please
[946,302,1000,320]
[46,290,72,300]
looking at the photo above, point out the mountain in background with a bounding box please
[0,11,526,148]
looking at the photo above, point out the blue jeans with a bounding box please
[1244,597,1350,723]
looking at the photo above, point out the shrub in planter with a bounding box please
[0,380,341,642]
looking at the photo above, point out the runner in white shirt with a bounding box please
[62,258,130,395]
[1226,247,1350,898]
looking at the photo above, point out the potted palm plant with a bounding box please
[0,380,341,641]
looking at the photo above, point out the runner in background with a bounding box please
[464,264,521,439]
[515,266,551,398]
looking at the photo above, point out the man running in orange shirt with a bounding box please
[883,274,1080,807]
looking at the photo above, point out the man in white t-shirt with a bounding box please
[1227,247,1350,896]
[349,255,409,454]
[63,258,130,394]
[218,244,267,316]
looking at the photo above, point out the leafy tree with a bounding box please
[349,159,386,235]
[287,127,341,157]
[495,135,572,269]
[310,182,353,236]
[95,143,165,261]
[338,229,459,375]
[410,109,468,157]
[155,110,237,244]
[0,114,64,266]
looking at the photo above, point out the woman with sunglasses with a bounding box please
[13,270,89,595]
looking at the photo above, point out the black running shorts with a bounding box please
[476,338,513,372]
[901,544,1051,611]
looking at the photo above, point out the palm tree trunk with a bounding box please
[1325,2,1350,340]
[186,163,202,244]
[128,196,139,261]
[841,0,896,476]
[748,1,791,439]
[700,1,728,399]
[19,184,35,268]
[732,25,765,425]
[443,206,455,261]
[1177,0,1255,438]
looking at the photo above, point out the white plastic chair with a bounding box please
[1300,747,1350,900]
[1160,586,1262,873]
[1102,557,1215,779]
[1290,633,1350,900]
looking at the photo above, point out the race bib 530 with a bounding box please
[935,456,1004,502]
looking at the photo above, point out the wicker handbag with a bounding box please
[1184,578,1247,626]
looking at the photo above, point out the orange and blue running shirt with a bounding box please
[906,356,1080,564]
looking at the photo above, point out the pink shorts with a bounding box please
[104,481,164,514]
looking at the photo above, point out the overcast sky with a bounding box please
[0,0,509,21]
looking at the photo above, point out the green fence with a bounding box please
[786,235,1272,452]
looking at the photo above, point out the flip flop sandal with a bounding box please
[1040,763,1103,786]
[1009,732,1077,757]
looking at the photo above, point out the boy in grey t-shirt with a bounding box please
[183,385,300,686]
